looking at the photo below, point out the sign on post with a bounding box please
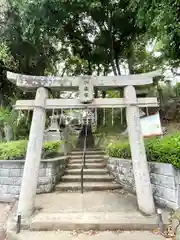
[140,112,163,137]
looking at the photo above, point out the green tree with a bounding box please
[131,0,180,67]
[1,0,61,75]
[0,43,18,106]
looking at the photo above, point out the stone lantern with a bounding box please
[44,113,62,142]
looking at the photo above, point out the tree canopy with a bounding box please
[132,0,180,67]
[0,0,179,106]
[0,0,161,76]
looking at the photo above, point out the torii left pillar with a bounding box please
[17,87,49,220]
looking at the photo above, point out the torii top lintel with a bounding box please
[7,70,162,91]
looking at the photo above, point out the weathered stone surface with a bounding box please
[0,157,68,202]
[38,168,46,177]
[125,85,155,215]
[107,158,180,210]
[9,169,22,177]
[0,202,12,240]
[0,169,10,177]
[0,177,21,185]
[38,177,52,185]
[7,70,161,90]
[7,186,21,195]
[45,168,53,176]
[7,230,168,240]
[0,162,24,169]
[40,162,47,168]
[154,196,177,210]
[149,162,175,176]
[44,184,53,192]
[47,163,54,169]
[152,184,176,202]
[150,173,175,189]
[0,185,8,194]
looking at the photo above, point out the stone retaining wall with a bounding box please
[107,158,180,210]
[0,156,68,202]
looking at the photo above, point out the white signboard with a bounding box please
[140,112,163,137]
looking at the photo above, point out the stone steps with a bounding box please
[61,174,114,182]
[55,148,120,192]
[73,148,102,152]
[70,159,104,164]
[71,150,105,155]
[29,212,166,231]
[68,163,106,169]
[65,168,109,175]
[55,182,119,191]
[70,154,104,159]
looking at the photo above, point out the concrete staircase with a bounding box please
[55,149,120,192]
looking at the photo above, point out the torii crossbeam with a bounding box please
[7,70,161,90]
[14,98,158,110]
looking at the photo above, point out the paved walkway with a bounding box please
[32,190,170,232]
[0,203,12,240]
[7,230,167,240]
[35,190,138,213]
[7,191,172,239]
[35,190,169,214]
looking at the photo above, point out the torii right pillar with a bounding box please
[124,85,155,215]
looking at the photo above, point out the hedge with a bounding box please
[107,134,180,168]
[0,140,63,160]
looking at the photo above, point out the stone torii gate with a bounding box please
[7,70,161,221]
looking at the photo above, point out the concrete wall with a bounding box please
[0,156,68,202]
[107,158,180,210]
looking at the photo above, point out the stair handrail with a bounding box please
[80,122,88,194]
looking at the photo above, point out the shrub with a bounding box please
[107,141,131,159]
[42,141,63,158]
[0,140,27,160]
[107,134,180,168]
[0,140,63,160]
[146,135,180,168]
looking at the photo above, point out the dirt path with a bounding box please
[0,203,13,240]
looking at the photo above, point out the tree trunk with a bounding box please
[0,92,4,107]
[61,67,66,77]
[102,91,106,98]
[108,11,117,76]
[0,129,3,142]
[127,43,135,74]
[4,123,13,142]
[128,56,135,74]
[97,67,107,127]
[87,60,92,75]
[97,91,106,127]
[119,88,126,127]
[97,64,100,76]
[115,55,121,75]
[111,59,117,76]
[94,88,98,98]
